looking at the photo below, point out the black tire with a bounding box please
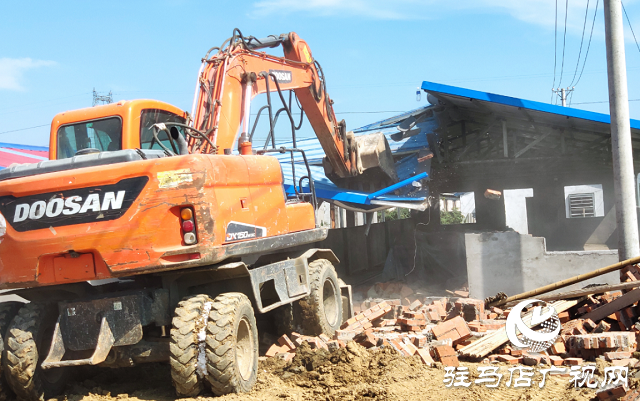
[3,303,68,401]
[205,293,258,396]
[297,259,343,337]
[0,302,24,401]
[170,294,212,397]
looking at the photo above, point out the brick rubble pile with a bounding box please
[264,282,640,400]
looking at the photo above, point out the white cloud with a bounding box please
[0,58,56,91]
[250,0,601,34]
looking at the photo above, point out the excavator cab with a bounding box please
[50,100,187,160]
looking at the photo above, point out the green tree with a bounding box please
[440,209,465,225]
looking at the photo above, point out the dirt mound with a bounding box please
[54,343,631,401]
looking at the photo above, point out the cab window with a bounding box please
[140,109,186,151]
[56,117,122,159]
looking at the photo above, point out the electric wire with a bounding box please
[570,0,600,106]
[569,0,591,88]
[0,124,49,136]
[622,2,640,55]
[557,0,570,93]
[574,0,599,88]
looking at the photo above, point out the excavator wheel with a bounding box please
[297,259,343,337]
[170,294,213,397]
[0,302,24,401]
[205,293,258,396]
[3,302,68,401]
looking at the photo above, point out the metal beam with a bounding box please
[514,130,553,158]
[502,120,508,158]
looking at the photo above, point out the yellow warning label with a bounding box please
[302,45,312,63]
[157,169,193,188]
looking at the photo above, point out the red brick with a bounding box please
[557,311,570,323]
[275,352,295,362]
[510,349,524,357]
[611,358,639,367]
[548,356,564,366]
[416,348,434,365]
[564,357,583,365]
[334,330,357,342]
[467,322,486,332]
[430,316,472,344]
[583,319,597,332]
[523,354,542,366]
[604,351,633,361]
[413,336,427,348]
[403,340,418,356]
[454,298,486,321]
[497,355,518,364]
[265,344,286,357]
[491,307,504,315]
[434,345,458,367]
[277,334,296,350]
[400,285,414,298]
[398,318,427,326]
[597,385,627,400]
[593,320,611,333]
[409,300,423,311]
[550,341,566,355]
[488,355,499,362]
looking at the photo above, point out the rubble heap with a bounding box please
[264,277,640,399]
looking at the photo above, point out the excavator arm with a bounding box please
[190,30,396,185]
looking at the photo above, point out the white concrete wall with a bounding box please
[504,188,534,234]
[466,232,619,300]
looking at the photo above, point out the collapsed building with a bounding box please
[276,81,640,300]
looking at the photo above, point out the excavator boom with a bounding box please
[190,30,397,186]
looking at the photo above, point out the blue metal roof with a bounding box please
[421,80,640,131]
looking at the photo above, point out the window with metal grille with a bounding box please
[568,193,596,218]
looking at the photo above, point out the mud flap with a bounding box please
[339,279,354,321]
[248,258,311,313]
[42,316,115,369]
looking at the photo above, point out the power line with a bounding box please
[573,98,640,104]
[622,1,640,55]
[569,0,591,88]
[557,0,570,92]
[574,0,600,88]
[0,124,49,136]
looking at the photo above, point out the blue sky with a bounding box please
[1,0,639,147]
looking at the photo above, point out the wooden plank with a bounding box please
[516,281,640,304]
[581,287,640,322]
[458,300,577,359]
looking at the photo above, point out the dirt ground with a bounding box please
[60,343,637,401]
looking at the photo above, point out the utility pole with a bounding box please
[604,0,640,261]
[552,87,574,107]
[92,88,113,107]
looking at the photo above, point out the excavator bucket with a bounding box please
[353,132,398,184]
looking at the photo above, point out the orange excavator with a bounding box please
[0,30,396,400]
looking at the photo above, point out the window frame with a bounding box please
[56,115,123,159]
[139,109,187,152]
